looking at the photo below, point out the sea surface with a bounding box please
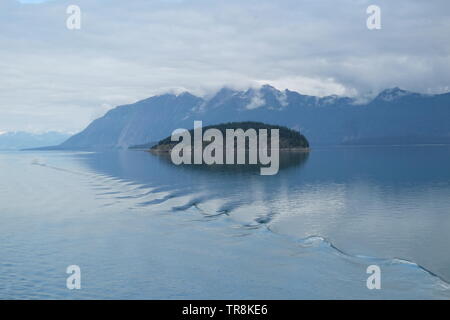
[1,146,450,299]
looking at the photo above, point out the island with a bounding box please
[149,121,310,153]
[135,122,309,175]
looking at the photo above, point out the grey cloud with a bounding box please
[1,0,449,132]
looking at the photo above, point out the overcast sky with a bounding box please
[1,0,449,133]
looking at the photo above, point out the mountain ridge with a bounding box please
[0,131,71,150]
[52,86,450,150]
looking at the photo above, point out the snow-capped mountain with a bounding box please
[53,86,450,149]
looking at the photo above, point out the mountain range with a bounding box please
[53,85,450,150]
[0,131,71,150]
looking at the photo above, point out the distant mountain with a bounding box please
[0,131,71,150]
[128,141,158,150]
[55,86,450,149]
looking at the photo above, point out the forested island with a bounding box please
[149,121,310,153]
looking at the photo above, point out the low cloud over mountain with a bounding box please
[55,86,450,149]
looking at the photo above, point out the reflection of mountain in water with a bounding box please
[73,146,450,285]
[3,149,450,298]
[68,147,450,290]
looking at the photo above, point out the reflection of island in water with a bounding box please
[150,150,309,174]
[146,121,310,174]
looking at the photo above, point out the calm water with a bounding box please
[1,146,450,299]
